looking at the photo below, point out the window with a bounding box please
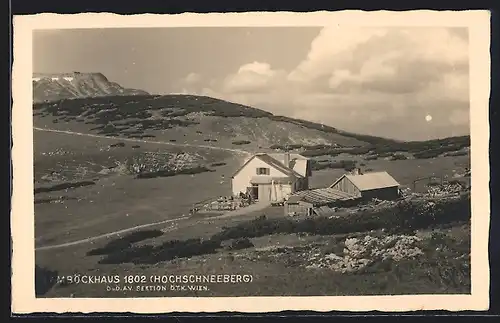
[256,167,270,175]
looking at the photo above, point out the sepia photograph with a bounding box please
[11,11,490,313]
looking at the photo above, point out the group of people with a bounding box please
[216,192,254,204]
[190,192,256,215]
[238,191,254,204]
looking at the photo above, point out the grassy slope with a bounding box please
[33,94,377,149]
[34,130,241,245]
[36,202,470,297]
[33,94,470,155]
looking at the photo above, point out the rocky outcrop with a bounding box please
[303,235,424,272]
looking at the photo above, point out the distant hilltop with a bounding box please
[32,72,149,103]
[33,72,108,82]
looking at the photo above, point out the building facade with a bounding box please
[231,153,311,203]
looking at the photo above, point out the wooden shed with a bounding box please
[329,171,400,200]
[284,188,359,217]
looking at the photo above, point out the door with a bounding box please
[257,184,272,202]
[248,184,259,200]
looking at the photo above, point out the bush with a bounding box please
[391,154,407,161]
[34,180,95,194]
[229,238,254,250]
[429,231,449,246]
[110,142,126,148]
[87,230,164,256]
[414,150,441,159]
[210,162,227,167]
[98,245,156,264]
[302,149,339,158]
[210,194,471,242]
[135,166,214,179]
[270,143,332,151]
[444,150,468,157]
[232,140,251,145]
[344,163,357,171]
[378,152,393,158]
[311,159,356,171]
[448,179,466,186]
[35,265,58,296]
[98,238,222,265]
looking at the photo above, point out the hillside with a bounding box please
[33,72,149,103]
[33,94,376,149]
[33,93,471,155]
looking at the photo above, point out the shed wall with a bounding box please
[284,202,311,217]
[331,177,362,197]
[360,187,400,200]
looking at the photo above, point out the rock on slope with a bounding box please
[33,72,149,103]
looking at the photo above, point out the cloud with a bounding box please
[175,27,470,140]
[220,62,287,93]
[184,72,202,84]
[290,27,468,97]
[172,72,204,94]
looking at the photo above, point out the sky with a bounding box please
[33,27,470,141]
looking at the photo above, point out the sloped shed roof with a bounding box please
[331,171,399,191]
[286,187,358,206]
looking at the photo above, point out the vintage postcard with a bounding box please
[11,10,491,313]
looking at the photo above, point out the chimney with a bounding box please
[352,167,361,175]
[284,152,290,168]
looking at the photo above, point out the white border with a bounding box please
[11,10,491,313]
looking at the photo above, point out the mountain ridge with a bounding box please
[33,72,149,103]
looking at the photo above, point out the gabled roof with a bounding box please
[330,171,400,191]
[268,153,310,177]
[231,153,304,179]
[268,153,308,161]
